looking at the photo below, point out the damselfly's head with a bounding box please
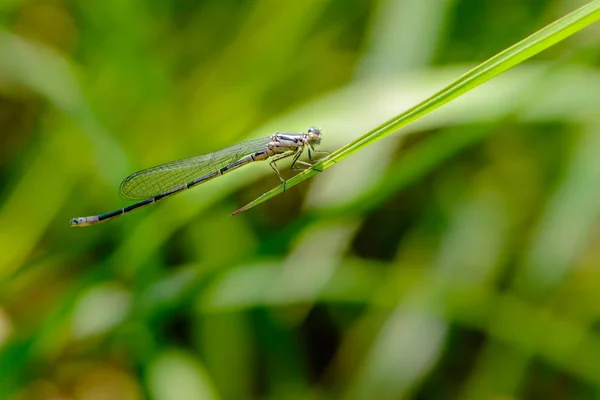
[306,127,322,145]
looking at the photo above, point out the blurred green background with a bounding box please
[1,0,600,399]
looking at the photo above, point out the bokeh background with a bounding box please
[1,0,600,399]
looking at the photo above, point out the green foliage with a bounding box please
[1,1,600,399]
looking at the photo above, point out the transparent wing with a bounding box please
[119,136,271,200]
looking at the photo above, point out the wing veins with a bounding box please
[119,136,271,200]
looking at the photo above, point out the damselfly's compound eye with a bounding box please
[307,127,322,144]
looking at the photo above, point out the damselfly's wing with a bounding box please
[119,137,271,200]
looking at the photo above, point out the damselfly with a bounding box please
[70,128,328,227]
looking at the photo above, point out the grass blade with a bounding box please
[232,0,600,216]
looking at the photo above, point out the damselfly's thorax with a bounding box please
[267,127,322,155]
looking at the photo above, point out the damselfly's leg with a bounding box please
[310,145,336,171]
[290,147,313,171]
[291,145,335,173]
[307,145,332,162]
[269,151,296,191]
[290,160,313,170]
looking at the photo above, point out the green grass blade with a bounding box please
[232,0,600,216]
